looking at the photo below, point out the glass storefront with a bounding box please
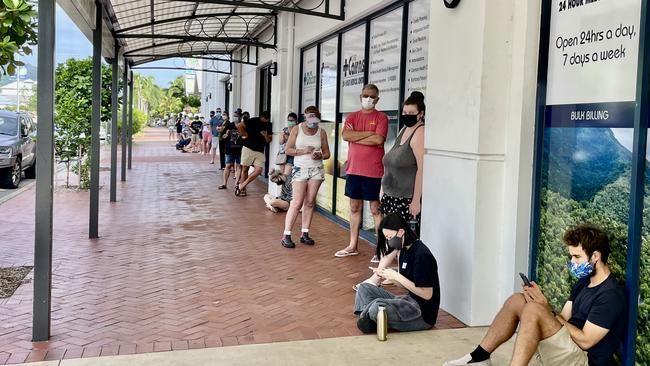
[300,0,430,233]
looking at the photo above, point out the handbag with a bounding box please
[275,152,288,165]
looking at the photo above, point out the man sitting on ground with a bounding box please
[445,224,625,366]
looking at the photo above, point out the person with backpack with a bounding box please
[218,114,243,189]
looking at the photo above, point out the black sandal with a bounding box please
[218,185,227,190]
[234,185,241,196]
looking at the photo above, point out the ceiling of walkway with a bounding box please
[103,0,344,66]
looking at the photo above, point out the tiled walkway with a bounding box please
[0,128,464,364]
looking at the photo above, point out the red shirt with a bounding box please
[344,110,389,178]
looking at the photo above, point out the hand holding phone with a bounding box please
[519,272,532,287]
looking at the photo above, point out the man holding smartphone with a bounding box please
[445,224,625,366]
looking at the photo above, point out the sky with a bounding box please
[21,4,185,88]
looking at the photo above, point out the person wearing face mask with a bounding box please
[445,224,625,366]
[354,214,440,333]
[275,113,299,184]
[209,108,225,167]
[335,84,389,259]
[353,92,427,291]
[280,106,331,248]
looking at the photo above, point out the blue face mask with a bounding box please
[567,259,595,279]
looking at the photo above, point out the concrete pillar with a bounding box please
[421,0,540,325]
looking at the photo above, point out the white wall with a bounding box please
[421,0,540,325]
[228,0,541,325]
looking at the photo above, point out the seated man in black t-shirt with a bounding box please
[445,224,625,366]
[354,214,440,333]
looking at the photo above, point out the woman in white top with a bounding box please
[280,106,331,249]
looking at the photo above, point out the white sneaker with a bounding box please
[443,354,491,366]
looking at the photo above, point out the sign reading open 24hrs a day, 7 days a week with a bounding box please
[545,0,641,128]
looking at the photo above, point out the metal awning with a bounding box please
[101,0,345,67]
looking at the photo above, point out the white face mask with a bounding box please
[361,97,375,110]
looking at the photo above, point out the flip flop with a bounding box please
[218,185,227,189]
[240,190,247,197]
[335,249,359,258]
[234,185,241,196]
[370,255,380,264]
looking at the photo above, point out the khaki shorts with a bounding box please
[191,134,200,143]
[533,326,588,366]
[241,146,265,168]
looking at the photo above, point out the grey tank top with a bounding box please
[381,124,423,198]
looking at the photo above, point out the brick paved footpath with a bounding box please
[0,128,464,364]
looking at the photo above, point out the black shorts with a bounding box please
[344,174,381,201]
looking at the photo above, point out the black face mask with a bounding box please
[387,234,404,250]
[402,114,418,127]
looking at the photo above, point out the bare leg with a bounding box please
[240,165,250,186]
[283,163,293,177]
[223,163,233,187]
[271,199,290,211]
[369,200,383,232]
[345,199,363,252]
[301,179,323,231]
[480,293,527,353]
[240,166,262,190]
[210,148,216,164]
[509,303,562,366]
[235,163,242,183]
[283,180,307,233]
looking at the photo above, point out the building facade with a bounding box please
[202,1,648,362]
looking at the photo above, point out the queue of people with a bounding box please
[168,85,626,366]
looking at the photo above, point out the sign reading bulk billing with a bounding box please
[545,0,641,127]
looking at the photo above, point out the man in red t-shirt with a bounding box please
[335,84,389,258]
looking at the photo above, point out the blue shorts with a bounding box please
[225,154,241,164]
[344,174,382,201]
[286,155,295,165]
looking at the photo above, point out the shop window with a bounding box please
[316,37,339,212]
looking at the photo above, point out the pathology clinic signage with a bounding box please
[545,0,641,128]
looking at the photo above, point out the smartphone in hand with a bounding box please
[519,272,532,287]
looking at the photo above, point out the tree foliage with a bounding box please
[54,58,112,187]
[537,126,650,363]
[0,0,37,78]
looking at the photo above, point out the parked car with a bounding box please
[0,110,36,188]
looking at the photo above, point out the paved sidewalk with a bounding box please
[12,328,517,366]
[0,128,464,364]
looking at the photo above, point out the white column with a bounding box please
[267,12,295,196]
[421,0,540,325]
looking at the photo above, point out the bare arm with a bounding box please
[555,316,610,350]
[342,129,374,142]
[261,131,272,144]
[410,127,425,212]
[320,129,331,160]
[355,134,386,146]
[285,126,313,157]
[377,268,433,300]
[236,122,248,138]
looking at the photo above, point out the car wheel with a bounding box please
[0,159,21,189]
[24,160,36,179]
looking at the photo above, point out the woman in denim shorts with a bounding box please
[280,106,331,249]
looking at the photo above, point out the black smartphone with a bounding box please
[519,272,532,287]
